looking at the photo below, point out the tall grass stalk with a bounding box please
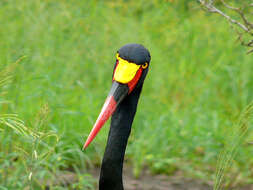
[214,102,253,190]
[0,58,29,137]
[0,62,59,189]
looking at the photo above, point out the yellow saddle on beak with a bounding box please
[114,53,141,84]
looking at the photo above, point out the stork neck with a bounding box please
[99,85,143,190]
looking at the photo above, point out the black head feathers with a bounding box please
[117,44,151,65]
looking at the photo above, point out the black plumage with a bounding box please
[84,43,151,190]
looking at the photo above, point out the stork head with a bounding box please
[83,44,151,149]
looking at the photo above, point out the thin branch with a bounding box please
[221,0,253,29]
[247,48,253,54]
[246,40,253,47]
[198,0,253,53]
[220,0,239,11]
[198,0,249,32]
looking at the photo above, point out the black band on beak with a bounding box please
[108,81,129,105]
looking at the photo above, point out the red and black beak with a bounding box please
[83,50,148,150]
[83,81,129,149]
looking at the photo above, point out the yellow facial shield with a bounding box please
[114,53,141,84]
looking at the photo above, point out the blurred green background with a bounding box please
[0,0,253,189]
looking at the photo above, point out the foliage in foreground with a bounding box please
[0,64,94,189]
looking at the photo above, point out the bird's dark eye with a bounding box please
[142,62,148,69]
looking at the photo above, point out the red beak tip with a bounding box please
[82,95,117,150]
[82,145,87,151]
[82,141,89,150]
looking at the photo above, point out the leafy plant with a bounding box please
[0,62,94,189]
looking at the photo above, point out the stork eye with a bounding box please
[142,62,148,69]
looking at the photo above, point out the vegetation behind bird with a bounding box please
[0,0,253,189]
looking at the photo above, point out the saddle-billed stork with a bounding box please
[83,44,151,190]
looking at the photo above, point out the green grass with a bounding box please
[0,0,253,189]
